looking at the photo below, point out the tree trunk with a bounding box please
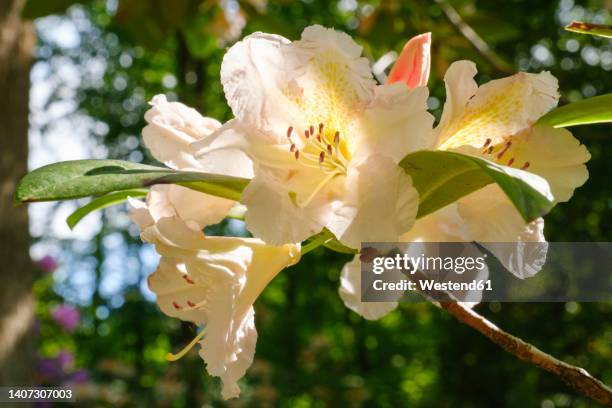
[0,0,36,387]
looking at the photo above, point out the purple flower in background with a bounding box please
[65,369,90,385]
[36,255,58,273]
[51,304,80,332]
[37,350,73,380]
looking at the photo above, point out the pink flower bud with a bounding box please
[387,33,431,89]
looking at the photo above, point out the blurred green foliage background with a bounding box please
[25,0,611,406]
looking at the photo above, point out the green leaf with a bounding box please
[400,150,554,222]
[66,189,148,230]
[537,93,612,128]
[15,160,249,204]
[565,21,612,39]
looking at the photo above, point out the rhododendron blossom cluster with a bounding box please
[125,25,589,398]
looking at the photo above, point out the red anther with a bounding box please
[483,138,491,148]
[316,134,322,143]
[310,125,315,135]
[187,300,196,307]
[182,275,194,284]
[521,161,530,170]
[319,151,325,163]
[172,301,181,310]
[304,130,310,138]
[334,131,340,144]
[497,143,511,159]
[319,123,324,133]
[287,126,293,138]
[486,146,494,154]
[327,144,333,155]
[507,158,515,166]
[290,144,296,153]
[295,150,300,160]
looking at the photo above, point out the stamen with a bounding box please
[496,141,512,159]
[507,158,515,166]
[295,149,300,160]
[187,300,196,307]
[319,151,325,164]
[316,134,322,143]
[304,129,310,139]
[309,125,314,135]
[287,126,293,139]
[334,132,340,155]
[182,275,195,285]
[319,123,324,134]
[290,143,296,153]
[521,161,530,170]
[327,144,333,155]
[483,138,492,148]
[166,328,206,362]
[486,146,494,154]
[172,301,181,310]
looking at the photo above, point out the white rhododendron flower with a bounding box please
[431,60,590,278]
[129,191,299,399]
[337,41,589,320]
[195,25,434,248]
[139,94,253,230]
[132,96,302,399]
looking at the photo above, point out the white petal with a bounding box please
[221,32,294,138]
[191,120,255,178]
[327,155,419,249]
[354,84,435,163]
[242,168,335,245]
[130,184,234,231]
[437,63,559,149]
[399,204,470,242]
[480,217,548,279]
[458,185,548,278]
[339,256,397,320]
[145,216,299,399]
[287,25,375,103]
[503,125,590,203]
[143,94,222,169]
[435,60,478,144]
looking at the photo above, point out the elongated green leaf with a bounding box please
[565,21,612,39]
[15,160,250,204]
[400,150,554,222]
[66,189,148,229]
[537,93,612,128]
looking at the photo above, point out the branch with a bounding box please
[434,0,513,74]
[441,302,612,406]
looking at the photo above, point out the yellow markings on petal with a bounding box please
[438,78,531,150]
[283,51,363,163]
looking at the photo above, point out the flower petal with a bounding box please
[143,94,222,169]
[457,185,547,278]
[480,218,548,279]
[191,119,255,178]
[338,256,397,320]
[129,184,234,231]
[434,60,478,145]
[145,216,299,399]
[502,125,590,203]
[241,168,336,245]
[399,204,470,242]
[327,155,419,249]
[437,63,559,149]
[354,84,435,163]
[221,32,294,138]
[387,32,431,89]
